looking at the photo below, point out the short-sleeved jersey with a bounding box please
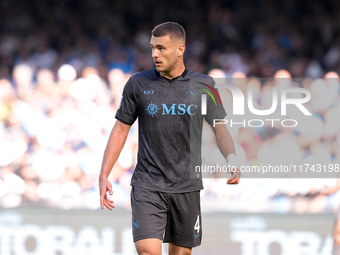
[115,68,227,193]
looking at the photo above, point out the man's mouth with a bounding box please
[155,61,162,66]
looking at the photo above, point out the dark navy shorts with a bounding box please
[131,186,202,248]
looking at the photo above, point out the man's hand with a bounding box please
[227,168,241,185]
[211,123,240,185]
[99,178,115,210]
[98,120,131,211]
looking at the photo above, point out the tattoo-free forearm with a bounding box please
[213,124,236,159]
[99,121,131,179]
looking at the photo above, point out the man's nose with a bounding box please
[152,49,159,59]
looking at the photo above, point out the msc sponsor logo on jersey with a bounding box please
[145,101,197,117]
[145,101,161,117]
[162,104,197,115]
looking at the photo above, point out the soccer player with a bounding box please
[99,22,241,255]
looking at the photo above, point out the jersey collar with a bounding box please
[154,68,188,83]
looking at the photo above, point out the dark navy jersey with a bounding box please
[115,68,227,193]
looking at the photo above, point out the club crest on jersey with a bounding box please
[187,89,198,99]
[145,101,160,117]
[144,90,154,94]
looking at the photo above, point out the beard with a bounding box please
[156,59,177,73]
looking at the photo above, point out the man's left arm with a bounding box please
[211,123,241,184]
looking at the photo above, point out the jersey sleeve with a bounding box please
[203,78,227,125]
[115,77,138,125]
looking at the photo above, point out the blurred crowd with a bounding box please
[2,0,340,78]
[0,65,137,209]
[1,0,340,212]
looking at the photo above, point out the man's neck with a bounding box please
[160,64,186,80]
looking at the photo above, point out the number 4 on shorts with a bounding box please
[194,215,200,233]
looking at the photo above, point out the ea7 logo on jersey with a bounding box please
[144,90,154,94]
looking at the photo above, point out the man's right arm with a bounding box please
[99,119,132,210]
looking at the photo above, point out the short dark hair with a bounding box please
[151,22,186,43]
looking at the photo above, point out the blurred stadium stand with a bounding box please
[1,0,340,213]
[1,0,340,254]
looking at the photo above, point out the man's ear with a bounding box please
[177,44,186,57]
